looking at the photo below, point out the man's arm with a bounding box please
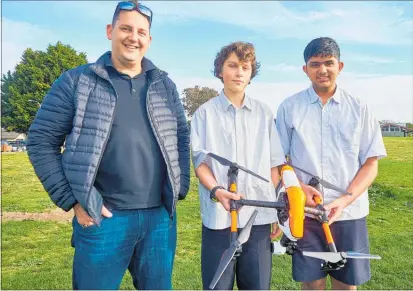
[26,71,77,211]
[194,163,240,211]
[347,157,378,200]
[190,108,240,211]
[325,103,387,224]
[325,157,378,224]
[275,102,322,206]
[270,167,283,239]
[172,83,190,200]
[275,101,292,158]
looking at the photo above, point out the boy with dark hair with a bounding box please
[191,41,286,290]
[276,37,386,290]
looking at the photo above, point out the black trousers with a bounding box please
[201,224,272,290]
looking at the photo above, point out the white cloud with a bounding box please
[2,3,411,122]
[339,74,413,122]
[171,73,413,123]
[144,1,413,46]
[346,53,405,65]
[55,1,413,46]
[267,63,302,73]
[340,71,385,79]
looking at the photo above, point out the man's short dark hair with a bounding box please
[303,37,340,63]
[213,41,260,83]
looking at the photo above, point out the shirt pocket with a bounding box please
[217,114,235,146]
[336,119,360,151]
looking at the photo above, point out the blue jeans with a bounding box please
[72,206,177,290]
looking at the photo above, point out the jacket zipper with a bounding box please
[146,77,178,218]
[86,77,118,223]
[86,71,177,220]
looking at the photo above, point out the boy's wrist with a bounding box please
[210,185,225,202]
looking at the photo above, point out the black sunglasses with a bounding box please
[114,1,153,26]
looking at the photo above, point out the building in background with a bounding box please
[380,123,413,137]
[1,128,27,152]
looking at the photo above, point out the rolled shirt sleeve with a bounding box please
[190,108,208,169]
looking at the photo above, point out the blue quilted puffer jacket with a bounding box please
[27,52,190,225]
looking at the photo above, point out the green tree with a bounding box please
[181,86,218,118]
[1,71,15,122]
[406,123,413,129]
[1,42,87,133]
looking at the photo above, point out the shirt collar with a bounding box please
[104,52,155,74]
[218,90,252,111]
[308,84,341,104]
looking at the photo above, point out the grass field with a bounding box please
[1,137,412,289]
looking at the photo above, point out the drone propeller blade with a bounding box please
[275,179,283,197]
[289,164,352,195]
[207,153,233,167]
[238,210,258,245]
[302,251,344,263]
[288,164,314,177]
[209,245,237,290]
[208,153,269,183]
[318,180,352,196]
[237,165,269,183]
[303,251,381,263]
[345,251,381,260]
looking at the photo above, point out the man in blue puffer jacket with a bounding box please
[26,1,190,289]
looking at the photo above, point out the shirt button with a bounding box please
[132,89,136,92]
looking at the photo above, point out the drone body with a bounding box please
[203,151,381,289]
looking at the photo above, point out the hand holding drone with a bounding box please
[200,151,381,290]
[272,165,380,271]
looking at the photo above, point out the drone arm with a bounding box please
[313,196,338,253]
[235,199,286,209]
[227,167,240,244]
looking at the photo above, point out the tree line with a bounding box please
[1,42,218,133]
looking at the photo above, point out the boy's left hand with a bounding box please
[324,195,351,225]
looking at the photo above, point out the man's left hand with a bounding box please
[324,195,351,225]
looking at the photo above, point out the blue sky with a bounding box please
[2,1,413,122]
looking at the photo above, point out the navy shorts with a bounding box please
[201,224,272,290]
[292,217,371,286]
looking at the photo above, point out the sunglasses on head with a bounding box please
[115,1,153,26]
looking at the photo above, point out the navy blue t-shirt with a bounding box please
[94,54,167,209]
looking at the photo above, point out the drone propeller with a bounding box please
[289,164,352,196]
[209,210,258,290]
[302,251,381,263]
[206,153,269,183]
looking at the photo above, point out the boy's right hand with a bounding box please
[300,183,323,207]
[215,188,241,211]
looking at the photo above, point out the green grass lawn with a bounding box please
[1,153,56,212]
[1,137,412,289]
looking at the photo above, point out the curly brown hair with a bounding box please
[213,42,260,83]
